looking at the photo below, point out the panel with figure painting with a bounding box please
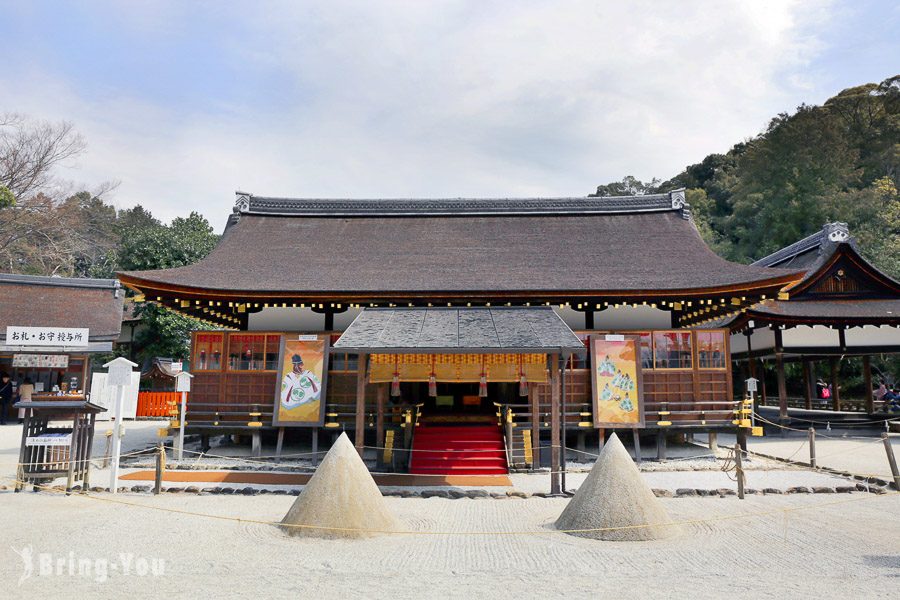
[591,334,645,428]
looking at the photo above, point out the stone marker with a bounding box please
[555,432,679,541]
[280,432,401,539]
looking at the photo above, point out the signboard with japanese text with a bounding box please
[12,354,69,369]
[272,334,329,427]
[6,326,89,347]
[591,334,645,429]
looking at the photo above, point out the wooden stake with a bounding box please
[632,429,642,464]
[154,442,164,495]
[882,433,900,491]
[808,427,816,469]
[734,443,745,499]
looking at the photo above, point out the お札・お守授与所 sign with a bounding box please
[6,326,89,347]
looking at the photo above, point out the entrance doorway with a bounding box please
[399,381,521,422]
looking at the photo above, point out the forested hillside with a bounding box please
[593,75,900,278]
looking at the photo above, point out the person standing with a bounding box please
[16,377,34,423]
[0,373,12,425]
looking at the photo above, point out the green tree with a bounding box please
[116,211,220,364]
[0,185,13,208]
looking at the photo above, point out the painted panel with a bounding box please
[591,334,644,428]
[272,334,329,427]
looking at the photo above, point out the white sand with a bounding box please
[556,433,677,540]
[281,432,400,538]
[2,490,899,598]
[700,431,900,480]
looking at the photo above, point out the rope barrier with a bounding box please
[3,474,897,537]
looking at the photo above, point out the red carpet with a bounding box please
[409,424,509,475]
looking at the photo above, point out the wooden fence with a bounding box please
[136,391,182,418]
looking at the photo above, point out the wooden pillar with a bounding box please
[802,360,813,410]
[324,310,335,331]
[584,310,595,330]
[550,355,561,495]
[759,363,768,407]
[529,387,540,468]
[863,355,874,414]
[376,383,386,464]
[355,354,368,457]
[776,352,788,420]
[829,357,840,412]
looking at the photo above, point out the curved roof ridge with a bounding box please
[752,222,852,268]
[230,189,689,218]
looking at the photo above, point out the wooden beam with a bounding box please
[355,354,368,457]
[550,355,561,495]
[829,357,840,412]
[376,383,386,464]
[863,355,874,414]
[776,351,788,420]
[529,387,540,469]
[802,359,813,410]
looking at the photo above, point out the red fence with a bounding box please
[136,392,183,418]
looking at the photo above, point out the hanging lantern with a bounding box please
[478,357,488,397]
[428,356,437,396]
[391,370,401,397]
[518,356,529,397]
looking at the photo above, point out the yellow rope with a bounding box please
[4,475,897,537]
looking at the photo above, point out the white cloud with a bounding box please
[0,0,839,230]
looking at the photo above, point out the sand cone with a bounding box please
[555,432,678,541]
[280,432,401,539]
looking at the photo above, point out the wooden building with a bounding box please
[705,223,900,417]
[118,190,803,480]
[0,273,125,419]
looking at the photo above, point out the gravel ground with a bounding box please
[2,489,899,598]
[699,430,900,480]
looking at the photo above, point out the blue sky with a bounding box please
[0,1,897,230]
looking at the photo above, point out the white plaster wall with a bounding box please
[782,325,840,348]
[845,325,900,347]
[593,305,672,331]
[736,326,777,352]
[248,307,325,331]
[555,306,585,330]
[730,332,747,354]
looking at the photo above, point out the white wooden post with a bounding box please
[104,357,138,494]
[175,372,193,461]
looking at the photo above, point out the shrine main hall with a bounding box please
[117,190,900,492]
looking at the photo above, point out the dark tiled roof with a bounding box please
[234,193,679,218]
[121,192,798,295]
[750,299,900,321]
[334,307,585,352]
[751,223,855,269]
[0,273,125,341]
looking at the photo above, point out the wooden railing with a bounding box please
[136,392,181,418]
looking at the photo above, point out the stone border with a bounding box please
[15,483,884,498]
